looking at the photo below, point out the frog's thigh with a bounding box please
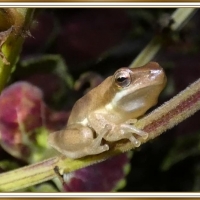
[48,126,94,158]
[48,125,109,159]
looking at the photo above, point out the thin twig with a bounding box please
[130,8,197,68]
[0,8,34,92]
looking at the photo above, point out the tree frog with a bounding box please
[48,62,167,159]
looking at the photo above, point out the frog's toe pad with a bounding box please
[92,144,109,155]
[139,131,148,140]
[97,144,109,152]
[129,136,141,147]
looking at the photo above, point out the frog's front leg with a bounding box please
[104,119,148,147]
[89,113,148,147]
[48,123,111,159]
[119,120,148,146]
[123,119,148,139]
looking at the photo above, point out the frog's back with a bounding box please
[67,76,114,125]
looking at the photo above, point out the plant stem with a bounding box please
[0,8,198,192]
[1,78,200,191]
[130,8,197,68]
[0,8,34,92]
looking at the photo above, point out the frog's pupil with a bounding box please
[117,76,126,82]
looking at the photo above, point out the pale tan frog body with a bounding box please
[48,62,167,159]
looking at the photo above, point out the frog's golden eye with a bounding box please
[114,69,131,88]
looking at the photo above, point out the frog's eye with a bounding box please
[114,69,131,88]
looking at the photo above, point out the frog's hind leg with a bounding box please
[48,124,111,159]
[89,124,111,152]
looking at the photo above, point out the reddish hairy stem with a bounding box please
[0,78,200,192]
